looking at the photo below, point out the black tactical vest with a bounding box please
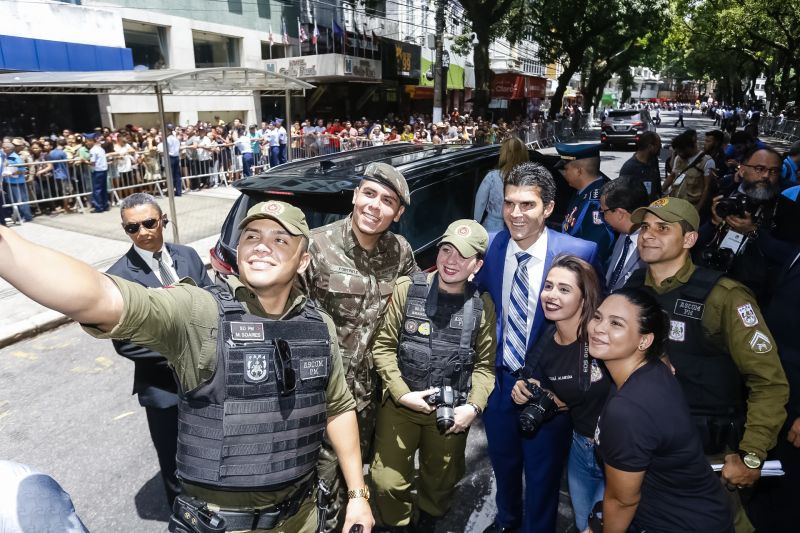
[175,286,331,491]
[625,267,745,417]
[397,273,484,405]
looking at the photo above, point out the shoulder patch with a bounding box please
[749,330,773,353]
[592,210,603,225]
[737,303,758,327]
[589,188,601,200]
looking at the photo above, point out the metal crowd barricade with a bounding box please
[760,117,800,143]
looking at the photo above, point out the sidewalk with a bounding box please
[0,187,239,348]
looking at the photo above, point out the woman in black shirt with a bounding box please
[590,288,733,533]
[511,255,609,531]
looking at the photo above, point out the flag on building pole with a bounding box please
[298,18,307,57]
[282,18,289,50]
[333,18,344,55]
[312,17,320,55]
[355,23,363,58]
[370,30,376,60]
[267,24,274,59]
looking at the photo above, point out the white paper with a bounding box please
[711,459,784,477]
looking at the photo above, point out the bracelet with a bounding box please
[466,402,482,415]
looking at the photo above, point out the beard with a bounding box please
[743,179,779,202]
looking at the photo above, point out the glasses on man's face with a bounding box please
[739,164,781,177]
[123,218,161,234]
[273,338,296,395]
[599,207,614,217]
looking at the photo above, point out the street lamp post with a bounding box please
[441,50,450,120]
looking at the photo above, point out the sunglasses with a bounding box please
[273,338,296,395]
[123,217,162,234]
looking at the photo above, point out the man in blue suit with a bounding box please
[106,193,212,506]
[474,162,599,533]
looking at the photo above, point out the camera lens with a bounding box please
[435,405,455,433]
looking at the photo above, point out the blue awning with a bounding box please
[0,35,133,72]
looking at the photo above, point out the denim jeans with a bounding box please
[242,151,254,177]
[568,431,605,531]
[91,170,109,212]
[5,181,33,221]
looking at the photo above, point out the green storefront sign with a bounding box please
[419,57,464,89]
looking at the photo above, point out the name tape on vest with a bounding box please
[674,299,705,320]
[406,302,428,320]
[230,322,265,342]
[299,357,329,380]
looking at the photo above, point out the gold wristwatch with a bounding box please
[741,452,763,470]
[348,487,370,501]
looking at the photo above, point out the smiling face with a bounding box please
[351,180,405,237]
[540,266,583,322]
[121,203,165,253]
[436,243,483,291]
[236,218,309,292]
[503,184,554,250]
[589,294,649,362]
[637,212,696,266]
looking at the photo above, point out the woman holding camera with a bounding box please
[511,255,610,532]
[370,220,497,532]
[589,288,733,533]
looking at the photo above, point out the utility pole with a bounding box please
[432,0,446,124]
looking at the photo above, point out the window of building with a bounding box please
[193,31,240,68]
[262,41,287,60]
[256,0,270,18]
[227,0,242,14]
[123,20,169,69]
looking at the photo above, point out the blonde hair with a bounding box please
[498,137,529,180]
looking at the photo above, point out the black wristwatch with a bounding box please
[740,451,763,470]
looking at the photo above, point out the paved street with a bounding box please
[0,110,784,532]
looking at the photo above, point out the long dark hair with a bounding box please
[611,288,670,361]
[549,255,602,343]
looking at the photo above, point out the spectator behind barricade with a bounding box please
[369,125,385,146]
[591,289,735,533]
[400,124,414,142]
[233,127,253,178]
[29,141,53,215]
[474,136,529,232]
[618,131,663,202]
[48,138,73,214]
[3,140,33,222]
[385,127,400,144]
[112,133,137,198]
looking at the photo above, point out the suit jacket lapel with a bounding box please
[166,243,185,278]
[126,247,161,287]
[606,235,625,284]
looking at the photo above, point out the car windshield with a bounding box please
[607,111,640,119]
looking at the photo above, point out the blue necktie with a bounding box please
[609,236,631,289]
[503,252,532,371]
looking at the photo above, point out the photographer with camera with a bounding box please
[370,219,497,532]
[624,197,788,533]
[663,130,715,217]
[511,255,609,532]
[695,147,800,306]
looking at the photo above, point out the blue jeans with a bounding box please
[169,155,182,196]
[269,146,280,168]
[91,170,109,212]
[6,181,33,221]
[567,431,605,531]
[279,143,287,164]
[242,152,254,177]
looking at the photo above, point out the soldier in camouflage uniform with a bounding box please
[307,162,419,532]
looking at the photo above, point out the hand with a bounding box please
[726,159,739,169]
[787,417,800,448]
[710,195,724,225]
[398,388,437,414]
[445,405,477,435]
[725,212,757,235]
[342,497,374,533]
[721,453,761,488]
[511,378,539,405]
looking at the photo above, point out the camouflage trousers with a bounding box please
[316,400,378,533]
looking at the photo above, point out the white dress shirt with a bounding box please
[133,245,179,286]
[502,229,549,339]
[621,229,640,267]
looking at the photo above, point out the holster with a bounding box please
[692,414,745,455]
[168,496,227,533]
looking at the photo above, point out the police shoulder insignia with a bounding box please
[737,303,758,327]
[404,319,418,334]
[749,330,772,353]
[669,320,685,342]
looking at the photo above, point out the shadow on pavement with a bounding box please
[134,473,171,522]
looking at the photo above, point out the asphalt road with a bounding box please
[0,111,718,533]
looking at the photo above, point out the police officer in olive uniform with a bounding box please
[306,162,419,531]
[370,220,496,532]
[623,197,789,533]
[0,201,374,533]
[556,143,616,264]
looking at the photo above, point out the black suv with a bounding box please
[211,143,570,273]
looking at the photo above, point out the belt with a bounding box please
[216,476,314,531]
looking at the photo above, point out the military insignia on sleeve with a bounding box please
[417,322,431,336]
[404,319,418,334]
[592,211,602,225]
[737,303,758,327]
[669,320,685,342]
[749,330,772,353]
[244,352,269,383]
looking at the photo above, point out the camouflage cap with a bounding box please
[362,162,411,206]
[438,219,489,258]
[630,197,700,231]
[238,200,310,238]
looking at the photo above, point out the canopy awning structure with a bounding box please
[0,67,314,96]
[0,67,314,243]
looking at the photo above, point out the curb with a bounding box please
[0,310,72,349]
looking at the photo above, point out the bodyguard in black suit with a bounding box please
[106,193,212,506]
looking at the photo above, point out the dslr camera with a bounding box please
[714,192,765,219]
[519,381,559,435]
[426,385,456,434]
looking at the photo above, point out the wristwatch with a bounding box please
[347,487,370,501]
[467,402,482,415]
[740,452,763,470]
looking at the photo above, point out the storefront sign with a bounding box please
[265,54,381,81]
[492,73,524,99]
[380,38,420,81]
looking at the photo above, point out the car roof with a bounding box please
[607,110,640,117]
[233,143,484,195]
